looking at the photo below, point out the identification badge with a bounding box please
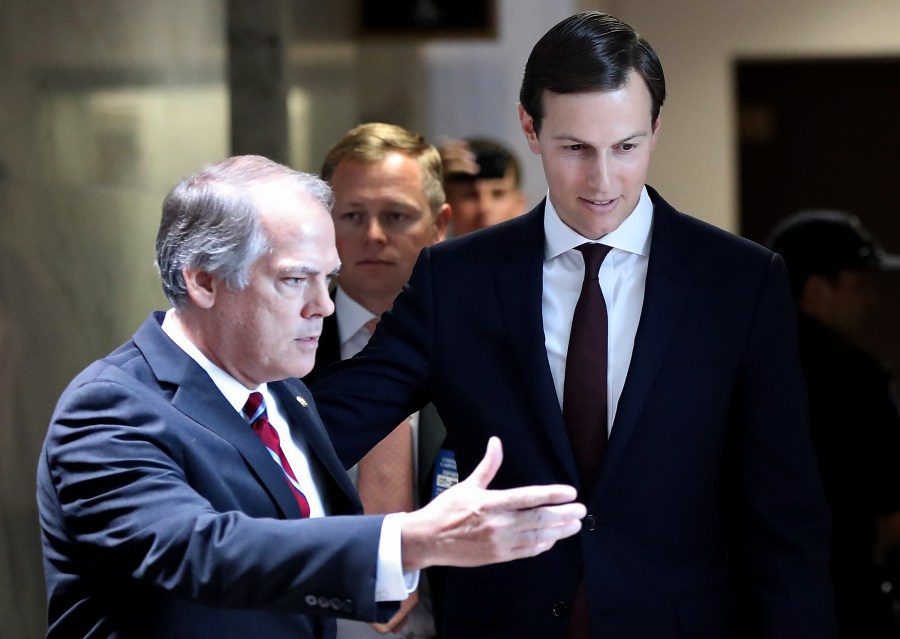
[431,448,458,499]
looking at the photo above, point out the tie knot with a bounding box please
[577,243,612,280]
[243,392,266,422]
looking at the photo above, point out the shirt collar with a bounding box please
[161,309,266,415]
[334,287,378,345]
[544,186,653,260]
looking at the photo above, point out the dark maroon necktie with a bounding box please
[243,392,311,518]
[563,242,612,490]
[562,242,612,639]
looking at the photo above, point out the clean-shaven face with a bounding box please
[329,152,448,313]
[445,171,526,236]
[519,70,660,240]
[203,185,339,387]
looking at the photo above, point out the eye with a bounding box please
[283,276,306,287]
[380,211,417,230]
[336,211,363,225]
[617,142,637,152]
[565,143,584,152]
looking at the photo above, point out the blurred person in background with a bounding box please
[439,137,526,236]
[769,210,900,639]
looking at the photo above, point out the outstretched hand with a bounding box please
[398,437,586,572]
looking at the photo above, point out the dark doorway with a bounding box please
[737,57,900,387]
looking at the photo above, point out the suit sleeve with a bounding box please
[39,377,397,622]
[314,248,437,468]
[730,254,837,638]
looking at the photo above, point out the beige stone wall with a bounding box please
[584,0,900,229]
[0,2,227,636]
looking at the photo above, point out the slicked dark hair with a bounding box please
[519,12,666,135]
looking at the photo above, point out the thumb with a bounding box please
[465,436,503,490]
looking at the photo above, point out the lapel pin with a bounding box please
[296,396,308,408]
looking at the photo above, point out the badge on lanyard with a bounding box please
[431,448,458,499]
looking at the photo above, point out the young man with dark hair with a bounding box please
[314,13,837,638]
[440,137,526,236]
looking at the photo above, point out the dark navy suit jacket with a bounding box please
[313,189,837,638]
[304,300,447,507]
[37,312,396,639]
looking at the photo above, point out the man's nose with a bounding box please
[365,217,388,243]
[303,278,335,318]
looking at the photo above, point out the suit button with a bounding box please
[342,599,354,613]
[552,600,569,617]
[584,514,598,531]
[318,595,330,608]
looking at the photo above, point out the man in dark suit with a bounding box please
[306,122,451,638]
[312,12,837,639]
[35,155,587,639]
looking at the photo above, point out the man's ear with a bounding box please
[650,115,662,151]
[518,104,541,154]
[183,267,218,309]
[433,203,452,243]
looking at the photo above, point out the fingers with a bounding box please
[478,503,586,563]
[398,437,585,571]
[509,503,586,545]
[464,436,503,490]
[482,482,580,511]
[370,591,417,634]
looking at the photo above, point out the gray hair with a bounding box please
[155,155,334,307]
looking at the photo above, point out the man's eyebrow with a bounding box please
[551,130,649,145]
[277,264,319,277]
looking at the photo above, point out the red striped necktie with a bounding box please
[243,392,311,518]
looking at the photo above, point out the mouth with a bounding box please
[580,196,619,212]
[582,196,617,206]
[356,259,394,266]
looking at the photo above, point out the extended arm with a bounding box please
[399,437,586,572]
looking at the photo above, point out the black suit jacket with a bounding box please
[313,189,837,638]
[37,312,397,639]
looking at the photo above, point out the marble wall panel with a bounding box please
[0,1,227,636]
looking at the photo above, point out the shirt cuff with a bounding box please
[374,513,420,601]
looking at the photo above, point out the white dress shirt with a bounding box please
[336,287,379,362]
[161,310,413,604]
[542,187,653,434]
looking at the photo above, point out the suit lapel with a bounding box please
[134,313,303,519]
[498,203,581,485]
[270,380,362,514]
[596,191,692,487]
